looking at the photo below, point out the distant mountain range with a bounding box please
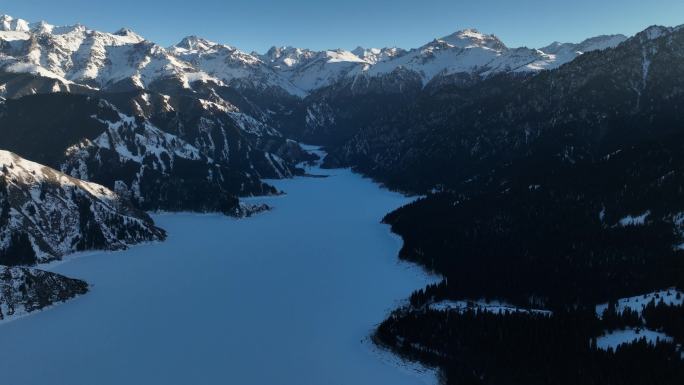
[0,12,632,225]
[0,14,626,96]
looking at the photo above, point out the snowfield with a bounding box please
[0,149,439,385]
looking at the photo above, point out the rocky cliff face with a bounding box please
[0,150,166,266]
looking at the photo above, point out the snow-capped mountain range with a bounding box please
[0,14,628,96]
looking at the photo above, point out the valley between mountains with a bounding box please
[2,12,684,384]
[0,150,442,385]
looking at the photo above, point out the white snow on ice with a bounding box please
[0,148,440,385]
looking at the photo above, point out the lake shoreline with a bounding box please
[0,147,440,385]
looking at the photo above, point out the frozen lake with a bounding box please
[0,151,438,385]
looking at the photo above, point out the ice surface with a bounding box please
[0,148,439,385]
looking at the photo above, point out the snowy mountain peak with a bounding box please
[0,15,30,32]
[638,25,673,41]
[542,41,563,51]
[174,35,218,52]
[351,46,371,56]
[261,46,317,68]
[28,20,55,34]
[540,34,627,55]
[322,49,366,63]
[50,23,88,35]
[438,28,507,51]
[18,19,92,36]
[351,46,406,64]
[0,13,661,97]
[113,28,144,41]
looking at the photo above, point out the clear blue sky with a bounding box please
[2,0,683,53]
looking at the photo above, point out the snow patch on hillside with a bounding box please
[618,211,651,227]
[595,288,684,318]
[597,328,673,351]
[93,113,205,166]
[0,150,115,201]
[430,299,552,316]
